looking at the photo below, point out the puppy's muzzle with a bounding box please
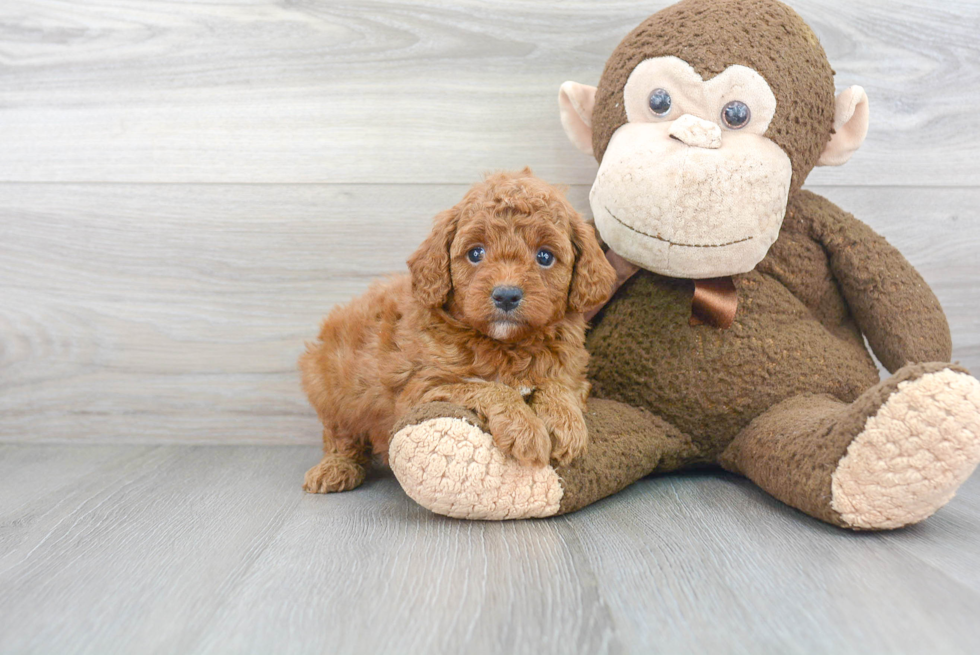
[491,286,523,313]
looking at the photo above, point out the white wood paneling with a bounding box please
[1,183,977,444]
[1,0,978,445]
[0,0,978,184]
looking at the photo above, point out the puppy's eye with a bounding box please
[536,248,555,268]
[466,246,485,264]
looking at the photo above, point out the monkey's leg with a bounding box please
[720,362,980,529]
[388,399,706,520]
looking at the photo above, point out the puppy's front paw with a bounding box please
[489,409,551,468]
[303,455,366,493]
[538,403,588,466]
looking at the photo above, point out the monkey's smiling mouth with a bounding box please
[604,207,754,248]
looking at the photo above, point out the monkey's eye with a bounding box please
[467,246,485,264]
[648,88,672,116]
[722,100,751,129]
[536,248,555,268]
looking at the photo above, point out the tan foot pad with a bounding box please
[832,369,980,529]
[389,417,563,520]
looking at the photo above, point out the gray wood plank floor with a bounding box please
[1,445,978,655]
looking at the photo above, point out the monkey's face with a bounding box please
[558,0,869,280]
[589,56,792,278]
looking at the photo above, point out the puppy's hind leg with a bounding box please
[303,428,369,494]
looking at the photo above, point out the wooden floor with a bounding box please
[0,444,978,654]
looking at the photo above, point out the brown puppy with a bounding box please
[300,169,616,493]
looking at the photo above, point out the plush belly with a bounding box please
[586,270,880,456]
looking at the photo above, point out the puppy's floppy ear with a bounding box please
[407,207,459,308]
[568,216,617,313]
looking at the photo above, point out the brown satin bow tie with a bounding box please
[690,277,738,329]
[590,250,738,329]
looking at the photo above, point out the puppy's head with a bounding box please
[407,168,616,342]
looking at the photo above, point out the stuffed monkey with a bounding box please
[386,0,980,529]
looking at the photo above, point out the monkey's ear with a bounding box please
[568,217,617,314]
[817,86,870,167]
[559,82,597,156]
[407,208,458,308]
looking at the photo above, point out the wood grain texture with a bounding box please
[3,2,979,652]
[573,471,980,654]
[0,0,978,185]
[1,183,977,444]
[0,445,305,654]
[0,444,977,654]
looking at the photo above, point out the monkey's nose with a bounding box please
[492,286,523,312]
[668,114,722,149]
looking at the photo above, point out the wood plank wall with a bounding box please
[2,0,978,444]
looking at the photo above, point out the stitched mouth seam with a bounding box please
[604,207,754,248]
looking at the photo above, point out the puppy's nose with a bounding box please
[492,286,523,312]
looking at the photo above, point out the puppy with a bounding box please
[300,169,617,493]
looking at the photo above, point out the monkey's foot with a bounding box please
[389,404,563,520]
[832,367,980,529]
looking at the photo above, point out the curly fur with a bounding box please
[300,169,617,493]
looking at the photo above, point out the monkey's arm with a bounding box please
[800,191,951,372]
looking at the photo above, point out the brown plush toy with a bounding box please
[387,0,980,529]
